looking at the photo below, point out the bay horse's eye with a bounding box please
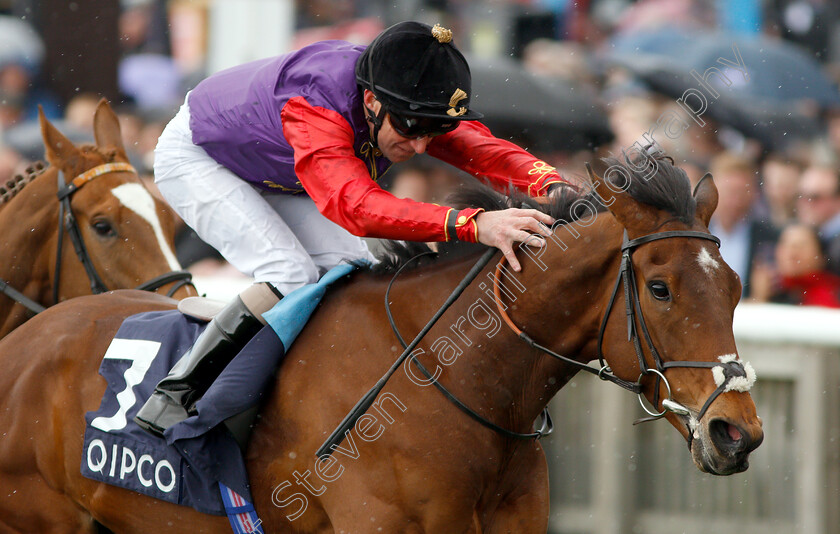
[647,281,671,301]
[92,219,117,238]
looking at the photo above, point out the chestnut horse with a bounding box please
[0,100,195,337]
[0,154,763,533]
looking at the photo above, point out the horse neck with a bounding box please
[0,167,61,308]
[422,214,623,440]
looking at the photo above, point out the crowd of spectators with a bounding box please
[3,0,840,308]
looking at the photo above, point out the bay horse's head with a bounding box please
[587,152,763,475]
[0,99,194,336]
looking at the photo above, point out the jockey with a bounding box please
[135,21,567,437]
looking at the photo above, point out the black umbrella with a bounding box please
[468,56,612,152]
[604,30,838,149]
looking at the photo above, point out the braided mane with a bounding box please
[0,161,47,207]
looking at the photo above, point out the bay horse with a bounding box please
[0,99,196,337]
[0,153,763,533]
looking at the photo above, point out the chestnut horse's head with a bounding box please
[40,100,194,299]
[588,152,763,475]
[0,99,194,336]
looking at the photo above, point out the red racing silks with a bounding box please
[281,97,563,243]
[427,120,568,197]
[444,207,484,242]
[282,97,454,241]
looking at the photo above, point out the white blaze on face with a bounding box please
[697,247,720,276]
[111,183,182,271]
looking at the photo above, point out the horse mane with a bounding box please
[0,161,47,208]
[0,144,126,209]
[369,183,596,274]
[370,149,694,274]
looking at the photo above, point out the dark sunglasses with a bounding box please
[387,110,458,139]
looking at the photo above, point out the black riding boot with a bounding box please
[134,295,266,437]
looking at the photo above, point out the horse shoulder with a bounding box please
[1,290,178,392]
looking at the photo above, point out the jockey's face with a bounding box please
[363,89,433,163]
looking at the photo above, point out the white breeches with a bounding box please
[153,100,375,296]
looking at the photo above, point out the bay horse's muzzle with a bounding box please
[712,417,764,471]
[692,413,764,475]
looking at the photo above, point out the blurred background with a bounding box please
[2,0,839,532]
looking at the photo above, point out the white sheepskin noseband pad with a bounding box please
[712,354,756,393]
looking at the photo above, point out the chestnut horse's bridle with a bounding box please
[0,163,194,316]
[387,228,751,442]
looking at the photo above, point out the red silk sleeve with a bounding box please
[427,120,568,197]
[280,97,481,242]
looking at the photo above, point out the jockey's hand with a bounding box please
[475,208,554,272]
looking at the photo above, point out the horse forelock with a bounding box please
[40,145,125,185]
[74,145,125,172]
[602,149,696,224]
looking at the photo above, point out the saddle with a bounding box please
[178,296,227,321]
[81,264,357,528]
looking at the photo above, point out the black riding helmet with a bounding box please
[355,21,483,144]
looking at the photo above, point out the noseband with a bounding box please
[382,228,751,443]
[0,163,193,316]
[497,229,752,430]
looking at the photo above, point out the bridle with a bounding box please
[386,228,752,443]
[496,229,752,437]
[0,162,194,316]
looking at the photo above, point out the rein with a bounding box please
[319,225,751,455]
[0,163,194,316]
[316,247,498,458]
[383,250,553,440]
[494,229,751,435]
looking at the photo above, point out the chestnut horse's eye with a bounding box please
[647,281,671,301]
[92,219,116,238]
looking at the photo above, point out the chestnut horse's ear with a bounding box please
[93,98,127,156]
[585,162,658,233]
[40,105,80,167]
[693,173,718,228]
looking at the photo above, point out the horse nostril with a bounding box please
[727,423,742,442]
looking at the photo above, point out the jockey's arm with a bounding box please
[427,120,569,197]
[282,97,482,242]
[427,120,574,269]
[281,97,553,270]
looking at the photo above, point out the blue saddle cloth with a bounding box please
[81,264,355,516]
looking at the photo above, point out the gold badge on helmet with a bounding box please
[447,88,468,117]
[432,24,452,43]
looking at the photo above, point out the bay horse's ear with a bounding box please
[585,162,658,232]
[93,98,127,156]
[693,173,718,228]
[40,105,81,167]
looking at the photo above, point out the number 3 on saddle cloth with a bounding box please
[81,264,356,533]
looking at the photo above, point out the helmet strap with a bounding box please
[364,103,388,148]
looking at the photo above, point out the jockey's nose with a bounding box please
[408,136,432,154]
